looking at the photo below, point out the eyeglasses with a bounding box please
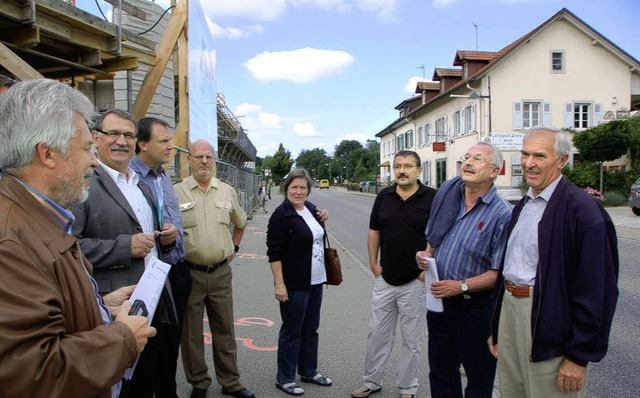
[95,129,136,141]
[460,154,488,164]
[393,163,417,170]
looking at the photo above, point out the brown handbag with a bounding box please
[323,227,343,286]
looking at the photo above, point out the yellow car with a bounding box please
[319,179,330,189]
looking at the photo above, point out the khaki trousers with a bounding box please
[497,291,586,398]
[180,264,243,392]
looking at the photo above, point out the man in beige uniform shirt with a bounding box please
[174,139,255,398]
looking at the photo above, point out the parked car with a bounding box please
[313,180,319,188]
[629,177,640,215]
[319,179,330,189]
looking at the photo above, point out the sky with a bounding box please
[76,0,640,159]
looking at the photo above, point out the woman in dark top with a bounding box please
[266,168,332,396]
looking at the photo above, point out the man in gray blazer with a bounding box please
[70,109,178,398]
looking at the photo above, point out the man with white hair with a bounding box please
[0,79,155,397]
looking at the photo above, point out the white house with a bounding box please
[376,8,640,198]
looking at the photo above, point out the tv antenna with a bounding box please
[472,22,478,51]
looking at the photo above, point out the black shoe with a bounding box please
[222,387,256,398]
[190,388,207,398]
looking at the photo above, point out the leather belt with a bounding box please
[504,280,533,298]
[185,259,227,273]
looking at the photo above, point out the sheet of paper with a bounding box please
[424,257,443,313]
[124,256,171,380]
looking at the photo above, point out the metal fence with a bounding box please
[216,160,262,217]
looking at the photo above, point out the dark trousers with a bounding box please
[120,263,192,398]
[427,291,496,398]
[277,284,323,384]
[120,291,181,398]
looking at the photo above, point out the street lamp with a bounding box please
[325,163,331,183]
[449,76,492,134]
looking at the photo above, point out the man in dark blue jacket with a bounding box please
[488,126,619,398]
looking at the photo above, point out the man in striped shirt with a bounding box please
[417,142,512,398]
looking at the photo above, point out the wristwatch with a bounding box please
[461,280,469,292]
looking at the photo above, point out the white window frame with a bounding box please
[425,124,432,145]
[523,102,541,129]
[453,110,462,137]
[397,133,405,151]
[405,129,414,148]
[417,126,423,147]
[465,105,475,133]
[435,116,447,141]
[574,103,590,129]
[551,50,565,73]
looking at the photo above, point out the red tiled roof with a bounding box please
[432,68,462,80]
[453,50,498,66]
[416,81,440,92]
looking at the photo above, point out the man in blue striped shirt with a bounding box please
[417,142,512,398]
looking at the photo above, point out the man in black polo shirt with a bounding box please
[351,150,437,398]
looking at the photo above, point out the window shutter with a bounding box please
[470,105,476,132]
[426,124,432,145]
[593,103,602,126]
[513,102,523,130]
[444,115,449,139]
[460,108,466,134]
[543,102,552,125]
[564,103,573,128]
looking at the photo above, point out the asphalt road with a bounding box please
[175,187,640,398]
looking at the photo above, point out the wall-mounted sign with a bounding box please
[490,132,524,150]
[433,142,446,152]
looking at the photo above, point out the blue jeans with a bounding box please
[427,290,496,398]
[277,284,323,384]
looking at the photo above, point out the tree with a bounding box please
[572,120,631,192]
[295,148,330,179]
[270,143,294,184]
[334,140,363,158]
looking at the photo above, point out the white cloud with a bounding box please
[293,121,322,137]
[355,0,399,22]
[245,47,355,84]
[235,103,263,115]
[206,16,264,39]
[404,76,426,93]
[340,132,370,142]
[259,112,284,129]
[201,0,288,21]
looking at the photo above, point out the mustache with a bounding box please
[110,145,130,152]
[463,166,475,173]
[397,173,409,179]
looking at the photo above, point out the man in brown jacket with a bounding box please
[0,79,156,397]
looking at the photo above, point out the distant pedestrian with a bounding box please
[258,181,268,213]
[488,126,619,398]
[266,168,331,396]
[351,150,437,398]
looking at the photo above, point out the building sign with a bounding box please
[433,142,446,152]
[490,132,524,150]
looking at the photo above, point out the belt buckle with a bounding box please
[206,264,216,272]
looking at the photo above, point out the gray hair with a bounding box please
[475,142,503,167]
[0,79,95,173]
[95,108,137,132]
[283,168,313,195]
[524,125,571,158]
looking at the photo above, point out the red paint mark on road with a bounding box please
[202,317,278,351]
[236,252,267,260]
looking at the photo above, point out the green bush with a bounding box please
[602,191,627,207]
